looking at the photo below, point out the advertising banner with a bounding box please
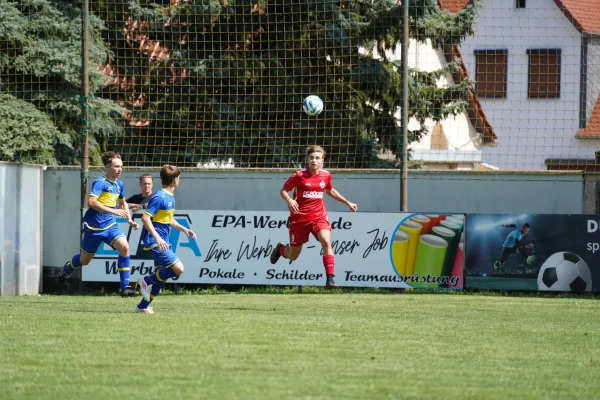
[465,214,598,292]
[82,210,464,289]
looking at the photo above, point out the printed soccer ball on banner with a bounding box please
[537,252,592,292]
[302,95,324,116]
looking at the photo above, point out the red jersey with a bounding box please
[283,169,333,223]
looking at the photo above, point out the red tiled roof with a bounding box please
[439,0,600,34]
[438,0,472,14]
[577,96,600,138]
[554,0,600,34]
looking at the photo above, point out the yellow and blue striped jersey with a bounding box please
[143,189,176,250]
[82,176,125,230]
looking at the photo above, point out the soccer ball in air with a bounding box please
[537,252,592,292]
[303,95,324,116]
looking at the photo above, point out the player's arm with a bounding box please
[326,188,358,212]
[117,184,139,229]
[126,195,146,212]
[142,197,168,252]
[141,213,168,252]
[280,174,299,213]
[170,219,197,239]
[116,198,139,230]
[127,201,143,212]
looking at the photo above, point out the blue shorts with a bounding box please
[81,223,125,256]
[149,246,180,269]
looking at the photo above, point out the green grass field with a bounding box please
[1,290,600,400]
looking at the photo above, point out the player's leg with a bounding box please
[138,248,180,297]
[134,267,161,314]
[517,245,536,264]
[57,229,99,282]
[107,226,138,297]
[270,223,308,263]
[494,246,514,269]
[315,222,336,288]
[136,250,180,313]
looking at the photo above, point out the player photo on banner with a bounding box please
[465,214,597,293]
[82,210,465,290]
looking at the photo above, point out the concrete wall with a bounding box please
[42,168,81,274]
[408,171,583,214]
[584,172,600,214]
[0,162,43,295]
[42,167,584,268]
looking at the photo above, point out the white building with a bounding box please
[406,35,497,170]
[455,0,600,170]
[368,0,499,170]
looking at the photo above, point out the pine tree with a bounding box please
[0,0,125,165]
[1,0,480,167]
[90,0,481,168]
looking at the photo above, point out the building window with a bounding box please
[474,49,508,99]
[527,49,561,99]
[516,0,526,8]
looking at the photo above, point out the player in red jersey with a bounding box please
[270,145,358,288]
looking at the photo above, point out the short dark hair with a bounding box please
[523,223,530,228]
[306,145,326,159]
[160,165,181,186]
[101,151,121,166]
[139,173,153,182]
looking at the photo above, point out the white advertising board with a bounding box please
[82,210,464,289]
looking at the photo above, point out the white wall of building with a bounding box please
[361,37,483,168]
[459,0,600,170]
[407,39,483,166]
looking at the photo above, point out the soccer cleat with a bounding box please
[57,263,71,283]
[325,274,338,289]
[493,261,500,269]
[527,255,536,264]
[120,286,140,298]
[270,242,285,264]
[138,278,152,302]
[133,306,154,314]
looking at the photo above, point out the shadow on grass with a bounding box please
[37,276,600,301]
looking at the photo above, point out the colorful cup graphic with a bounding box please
[440,220,461,268]
[431,225,457,276]
[413,234,448,288]
[445,216,464,232]
[410,215,432,234]
[400,220,422,275]
[391,230,410,276]
[425,214,443,228]
[450,242,464,289]
[440,220,461,239]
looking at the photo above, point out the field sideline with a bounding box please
[1,291,599,400]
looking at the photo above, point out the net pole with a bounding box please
[79,0,90,290]
[80,0,90,209]
[400,0,409,211]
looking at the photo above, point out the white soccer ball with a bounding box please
[537,251,592,292]
[302,95,324,116]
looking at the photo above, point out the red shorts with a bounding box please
[289,219,331,246]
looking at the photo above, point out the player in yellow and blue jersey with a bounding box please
[57,151,140,297]
[135,165,197,314]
